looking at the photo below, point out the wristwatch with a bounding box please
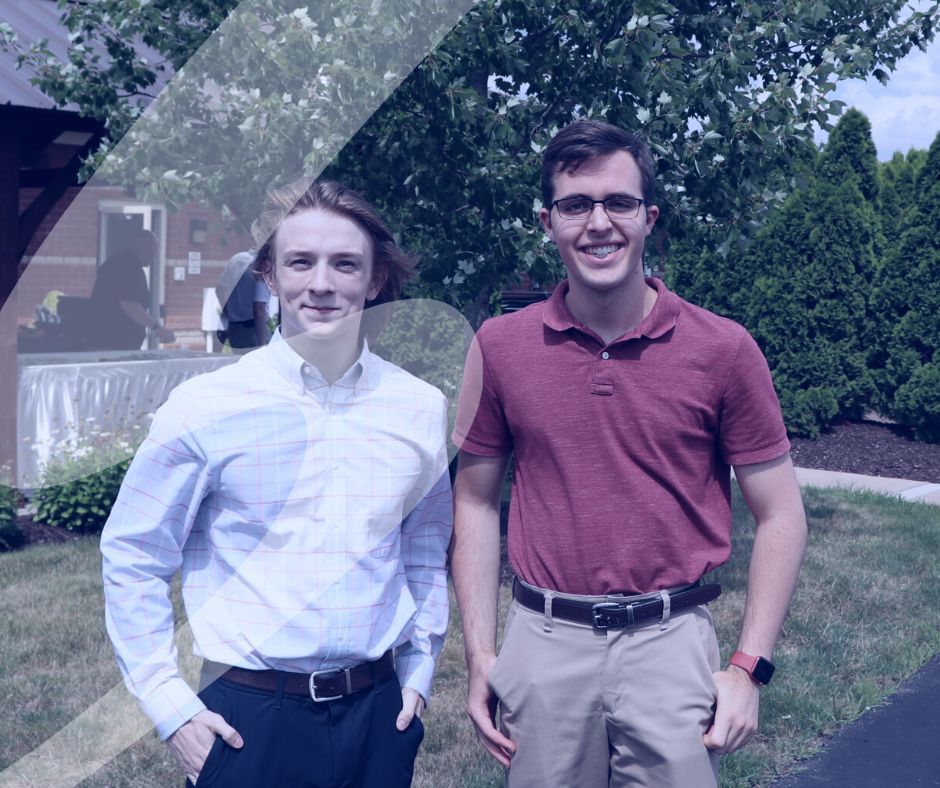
[729,651,775,686]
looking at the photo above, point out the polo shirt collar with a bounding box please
[543,277,679,343]
[267,328,373,394]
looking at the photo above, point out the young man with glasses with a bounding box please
[451,120,807,786]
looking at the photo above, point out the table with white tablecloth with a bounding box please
[16,350,239,488]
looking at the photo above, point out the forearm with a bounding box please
[450,494,502,668]
[399,470,453,699]
[120,300,159,329]
[731,454,807,660]
[101,402,210,737]
[102,534,204,738]
[736,508,807,658]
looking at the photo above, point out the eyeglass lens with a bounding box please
[556,196,642,219]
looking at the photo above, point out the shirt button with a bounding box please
[302,364,312,375]
[601,351,610,360]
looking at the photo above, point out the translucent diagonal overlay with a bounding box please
[2,0,477,783]
[3,310,475,786]
[6,0,475,488]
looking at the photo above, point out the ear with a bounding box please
[262,263,278,296]
[538,206,555,240]
[368,265,387,302]
[644,204,660,235]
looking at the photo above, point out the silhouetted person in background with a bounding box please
[88,229,175,350]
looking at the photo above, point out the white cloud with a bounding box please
[815,38,940,160]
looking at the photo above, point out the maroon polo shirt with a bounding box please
[454,278,790,595]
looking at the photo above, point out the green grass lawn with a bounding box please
[1,486,938,787]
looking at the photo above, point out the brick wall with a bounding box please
[18,185,254,350]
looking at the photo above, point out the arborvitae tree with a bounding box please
[745,179,875,436]
[879,150,923,246]
[818,108,880,204]
[742,111,880,437]
[868,147,927,408]
[664,223,749,321]
[665,139,819,324]
[879,132,940,441]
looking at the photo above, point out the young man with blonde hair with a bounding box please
[102,180,451,787]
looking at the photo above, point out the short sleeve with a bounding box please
[452,324,513,457]
[718,331,791,466]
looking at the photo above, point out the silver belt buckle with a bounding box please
[591,601,635,630]
[309,667,347,702]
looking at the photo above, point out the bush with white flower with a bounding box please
[33,421,148,534]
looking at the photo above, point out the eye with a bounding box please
[287,257,312,269]
[606,197,641,214]
[335,259,360,271]
[560,197,590,213]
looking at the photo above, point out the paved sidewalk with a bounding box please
[794,467,940,505]
[771,467,940,786]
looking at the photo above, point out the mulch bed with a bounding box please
[6,514,82,550]
[4,420,938,554]
[789,420,940,484]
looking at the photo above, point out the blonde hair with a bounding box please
[250,179,416,308]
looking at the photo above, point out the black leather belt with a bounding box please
[513,579,721,630]
[211,650,395,702]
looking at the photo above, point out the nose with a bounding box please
[307,263,334,295]
[585,201,613,232]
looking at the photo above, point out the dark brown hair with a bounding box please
[541,120,657,206]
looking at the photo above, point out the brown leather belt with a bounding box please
[211,650,395,702]
[513,579,722,630]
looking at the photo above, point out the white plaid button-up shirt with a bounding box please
[101,331,452,739]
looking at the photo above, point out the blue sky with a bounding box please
[816,34,940,160]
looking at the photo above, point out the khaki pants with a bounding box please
[489,587,721,788]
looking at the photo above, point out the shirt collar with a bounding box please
[543,277,679,343]
[267,328,374,394]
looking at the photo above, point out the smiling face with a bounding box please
[539,150,659,302]
[264,208,382,343]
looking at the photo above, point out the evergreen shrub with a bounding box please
[875,132,940,441]
[0,483,19,550]
[33,426,143,533]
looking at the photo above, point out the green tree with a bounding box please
[742,110,881,437]
[879,149,926,246]
[867,147,926,407]
[819,107,880,203]
[665,138,819,322]
[10,0,940,316]
[877,132,940,440]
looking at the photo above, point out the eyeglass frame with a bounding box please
[547,193,647,220]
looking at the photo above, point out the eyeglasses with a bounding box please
[549,194,646,220]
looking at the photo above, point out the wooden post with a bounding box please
[0,121,19,489]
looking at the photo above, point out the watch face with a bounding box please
[753,657,776,685]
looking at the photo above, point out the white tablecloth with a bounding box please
[17,350,238,488]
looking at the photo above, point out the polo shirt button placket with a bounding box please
[590,349,615,396]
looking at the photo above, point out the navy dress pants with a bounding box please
[184,672,424,787]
